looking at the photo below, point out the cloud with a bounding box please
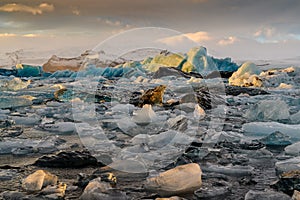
[71,7,80,16]
[158,31,212,45]
[254,27,276,38]
[253,26,281,43]
[218,36,239,46]
[0,33,17,37]
[0,3,54,15]
[22,34,40,38]
[97,18,122,26]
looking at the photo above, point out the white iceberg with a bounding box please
[229,62,262,87]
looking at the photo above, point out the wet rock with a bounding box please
[260,131,292,147]
[225,85,269,96]
[0,169,18,181]
[244,190,291,200]
[22,170,58,193]
[40,182,67,199]
[167,115,188,131]
[205,71,234,79]
[201,164,254,177]
[152,67,203,79]
[156,197,187,200]
[0,191,26,200]
[34,150,101,168]
[271,170,300,196]
[144,163,202,197]
[79,177,128,200]
[194,180,232,200]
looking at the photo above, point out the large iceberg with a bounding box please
[182,46,217,74]
[142,46,239,75]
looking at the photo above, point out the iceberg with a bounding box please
[229,62,262,87]
[182,46,217,74]
[15,64,42,77]
[144,53,186,72]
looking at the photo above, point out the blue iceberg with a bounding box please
[15,64,43,77]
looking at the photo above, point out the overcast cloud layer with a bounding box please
[1,0,300,60]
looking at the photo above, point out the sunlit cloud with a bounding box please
[158,31,212,45]
[0,33,17,37]
[218,36,239,46]
[22,34,40,38]
[0,3,54,15]
[71,7,80,16]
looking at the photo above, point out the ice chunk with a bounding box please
[285,141,300,156]
[275,156,300,175]
[244,100,290,121]
[229,62,262,87]
[0,78,31,91]
[15,64,42,77]
[132,104,157,124]
[291,111,300,124]
[11,116,41,126]
[39,122,78,134]
[0,96,32,109]
[259,131,292,147]
[243,122,300,141]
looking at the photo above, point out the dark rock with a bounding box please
[271,170,300,196]
[34,150,103,168]
[225,85,270,96]
[0,191,27,200]
[152,67,203,79]
[244,190,291,200]
[194,180,232,199]
[79,178,128,200]
[205,71,234,79]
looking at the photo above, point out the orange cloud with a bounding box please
[0,33,17,37]
[218,36,239,46]
[158,31,212,45]
[0,3,54,15]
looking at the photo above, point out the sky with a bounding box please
[1,0,300,62]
